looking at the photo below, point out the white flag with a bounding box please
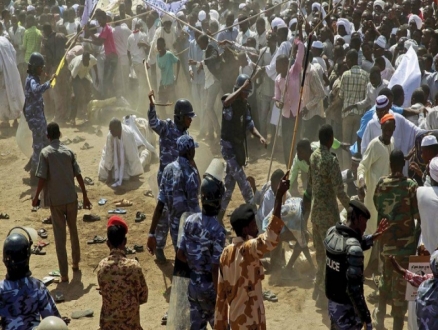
[81,0,99,26]
[143,0,188,15]
[388,46,421,107]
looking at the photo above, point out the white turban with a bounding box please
[374,0,385,9]
[312,2,327,18]
[336,18,351,35]
[198,10,206,22]
[374,35,387,49]
[209,9,219,21]
[408,14,422,30]
[288,18,298,29]
[429,157,438,182]
[271,17,286,29]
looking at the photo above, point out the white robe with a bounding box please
[361,111,420,175]
[357,136,394,266]
[98,124,145,184]
[0,36,23,121]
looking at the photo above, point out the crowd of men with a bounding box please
[2,0,438,328]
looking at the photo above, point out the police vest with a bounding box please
[221,97,248,144]
[324,225,362,304]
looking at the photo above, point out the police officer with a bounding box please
[176,163,226,329]
[147,135,201,255]
[0,228,61,329]
[324,201,388,330]
[24,53,56,184]
[148,90,196,263]
[218,74,267,226]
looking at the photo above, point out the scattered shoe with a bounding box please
[31,246,46,255]
[0,213,9,219]
[114,199,133,207]
[98,198,107,206]
[49,270,61,277]
[161,312,167,326]
[134,244,144,252]
[42,217,52,224]
[135,211,146,223]
[143,190,154,198]
[61,138,72,145]
[84,177,94,185]
[80,142,93,150]
[54,291,65,302]
[72,136,85,144]
[77,201,83,210]
[38,229,48,239]
[87,235,107,244]
[125,247,136,255]
[108,208,126,214]
[83,214,101,222]
[262,290,278,302]
[71,309,94,319]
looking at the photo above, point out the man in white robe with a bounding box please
[0,35,23,128]
[98,117,156,187]
[357,112,395,267]
[361,95,421,175]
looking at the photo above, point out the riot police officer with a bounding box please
[177,159,226,329]
[324,201,388,330]
[218,74,267,227]
[0,228,61,329]
[148,90,196,263]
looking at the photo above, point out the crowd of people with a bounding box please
[2,0,438,328]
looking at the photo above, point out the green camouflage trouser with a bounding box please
[313,222,332,293]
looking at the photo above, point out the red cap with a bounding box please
[107,216,128,233]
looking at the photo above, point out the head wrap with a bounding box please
[380,113,395,124]
[177,135,198,153]
[288,18,298,29]
[271,17,286,30]
[376,95,389,109]
[198,10,207,21]
[238,3,246,9]
[429,157,438,182]
[312,40,324,49]
[176,11,184,18]
[336,18,351,35]
[107,215,128,233]
[374,0,385,9]
[374,35,387,49]
[408,14,422,30]
[27,5,35,12]
[421,135,438,147]
[312,2,327,18]
[209,9,219,21]
[404,39,418,51]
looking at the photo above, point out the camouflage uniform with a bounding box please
[373,176,419,328]
[0,276,60,330]
[220,99,255,212]
[23,75,51,173]
[328,300,371,330]
[214,215,283,330]
[97,248,148,330]
[178,213,226,329]
[158,156,201,250]
[309,145,350,294]
[148,104,188,249]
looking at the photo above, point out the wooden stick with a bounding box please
[287,35,313,170]
[143,60,172,107]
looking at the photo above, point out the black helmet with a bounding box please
[174,99,196,118]
[28,52,45,67]
[3,233,31,276]
[234,74,252,93]
[201,174,225,215]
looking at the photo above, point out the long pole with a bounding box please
[287,35,313,169]
[143,60,171,106]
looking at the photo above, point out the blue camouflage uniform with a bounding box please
[416,250,438,330]
[178,213,226,329]
[157,135,200,249]
[148,104,188,249]
[24,75,51,173]
[0,276,60,330]
[220,98,255,212]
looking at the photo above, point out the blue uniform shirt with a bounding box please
[179,213,226,275]
[0,276,60,330]
[148,104,187,173]
[24,75,51,119]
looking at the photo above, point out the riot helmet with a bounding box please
[234,73,253,95]
[3,227,33,280]
[37,316,68,330]
[28,52,45,67]
[201,174,225,216]
[174,99,196,128]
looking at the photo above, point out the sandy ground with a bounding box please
[0,118,406,329]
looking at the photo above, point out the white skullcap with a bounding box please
[271,17,286,29]
[404,39,418,51]
[239,3,246,9]
[288,18,298,29]
[27,5,35,11]
[408,14,422,30]
[312,40,323,49]
[72,4,79,12]
[181,5,186,10]
[176,11,184,18]
[161,14,173,23]
[429,157,438,182]
[374,35,387,49]
[374,0,385,9]
[322,2,329,7]
[198,10,206,21]
[375,95,389,109]
[210,9,219,21]
[422,135,438,147]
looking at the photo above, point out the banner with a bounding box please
[405,255,431,301]
[388,46,421,108]
[143,0,188,15]
[81,0,99,26]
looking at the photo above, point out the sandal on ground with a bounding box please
[108,208,126,214]
[61,138,72,145]
[262,290,278,302]
[98,198,107,205]
[31,246,46,255]
[38,229,48,239]
[161,312,168,325]
[49,270,61,277]
[54,292,65,302]
[37,241,50,248]
[134,244,144,252]
[80,142,93,150]
[71,309,94,319]
[135,212,146,223]
[114,199,133,207]
[0,213,9,219]
[125,247,136,255]
[72,136,85,144]
[143,190,154,198]
[42,217,52,224]
[83,214,101,222]
[87,235,107,244]
[84,177,94,185]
